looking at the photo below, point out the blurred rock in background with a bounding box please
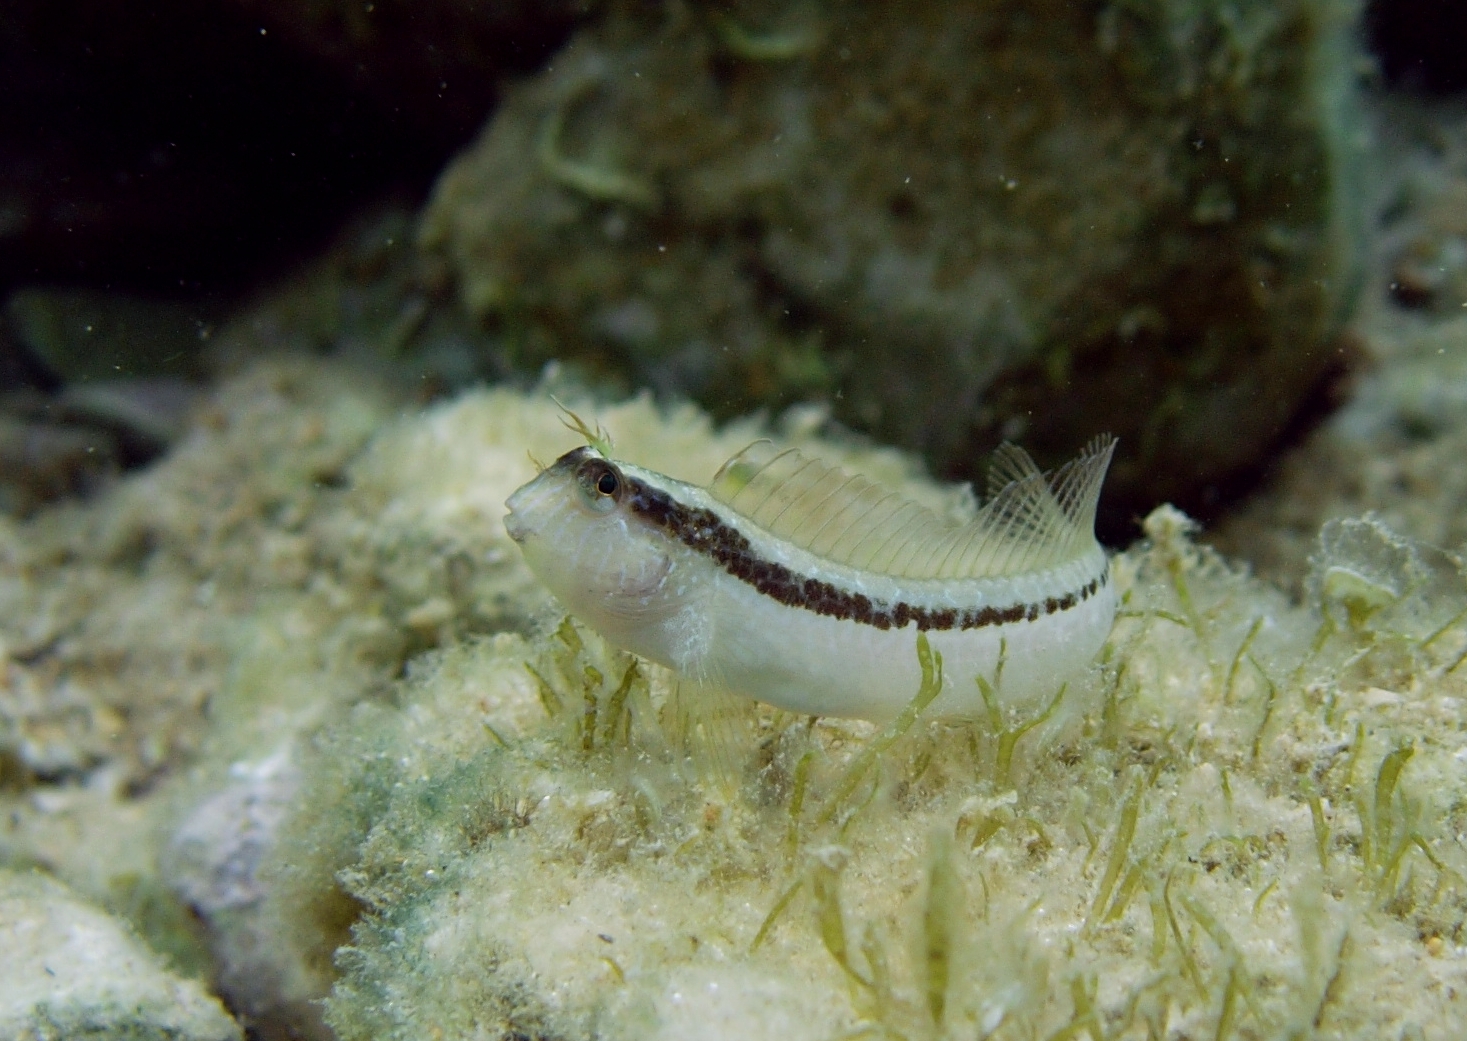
[418,0,1370,534]
[1,0,1464,537]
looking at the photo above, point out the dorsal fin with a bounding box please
[986,442,1041,498]
[708,436,1116,579]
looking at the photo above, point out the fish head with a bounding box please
[505,446,676,631]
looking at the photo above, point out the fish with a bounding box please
[504,429,1117,722]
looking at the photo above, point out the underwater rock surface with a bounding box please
[0,868,241,1040]
[1215,100,1467,586]
[421,0,1367,524]
[1215,314,1467,588]
[318,506,1467,1041]
[2,360,1465,1039]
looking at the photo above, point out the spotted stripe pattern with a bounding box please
[624,474,1106,632]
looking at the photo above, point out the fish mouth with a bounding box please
[505,475,557,544]
[504,483,539,543]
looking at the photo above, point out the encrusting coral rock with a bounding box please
[3,360,1466,1039]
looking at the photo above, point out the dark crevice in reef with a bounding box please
[1368,0,1467,95]
[0,0,579,301]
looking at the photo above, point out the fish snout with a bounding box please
[503,484,539,544]
[503,509,530,543]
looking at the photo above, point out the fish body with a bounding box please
[504,436,1116,722]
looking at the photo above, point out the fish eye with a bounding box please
[575,459,624,513]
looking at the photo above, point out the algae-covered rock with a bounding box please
[0,360,397,794]
[421,0,1367,524]
[193,383,969,1029]
[1213,311,1467,587]
[0,359,407,1033]
[1211,100,1467,584]
[200,204,500,389]
[6,358,1464,1040]
[2,357,941,1031]
[1377,97,1467,314]
[0,868,241,1041]
[312,503,1467,1040]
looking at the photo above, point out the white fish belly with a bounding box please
[698,570,1117,722]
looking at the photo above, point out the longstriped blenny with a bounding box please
[504,431,1117,721]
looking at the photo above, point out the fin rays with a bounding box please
[707,436,1115,580]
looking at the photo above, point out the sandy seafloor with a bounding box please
[3,93,1467,1040]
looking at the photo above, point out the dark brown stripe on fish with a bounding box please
[625,476,1105,632]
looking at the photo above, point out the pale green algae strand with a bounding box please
[303,502,1467,1031]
